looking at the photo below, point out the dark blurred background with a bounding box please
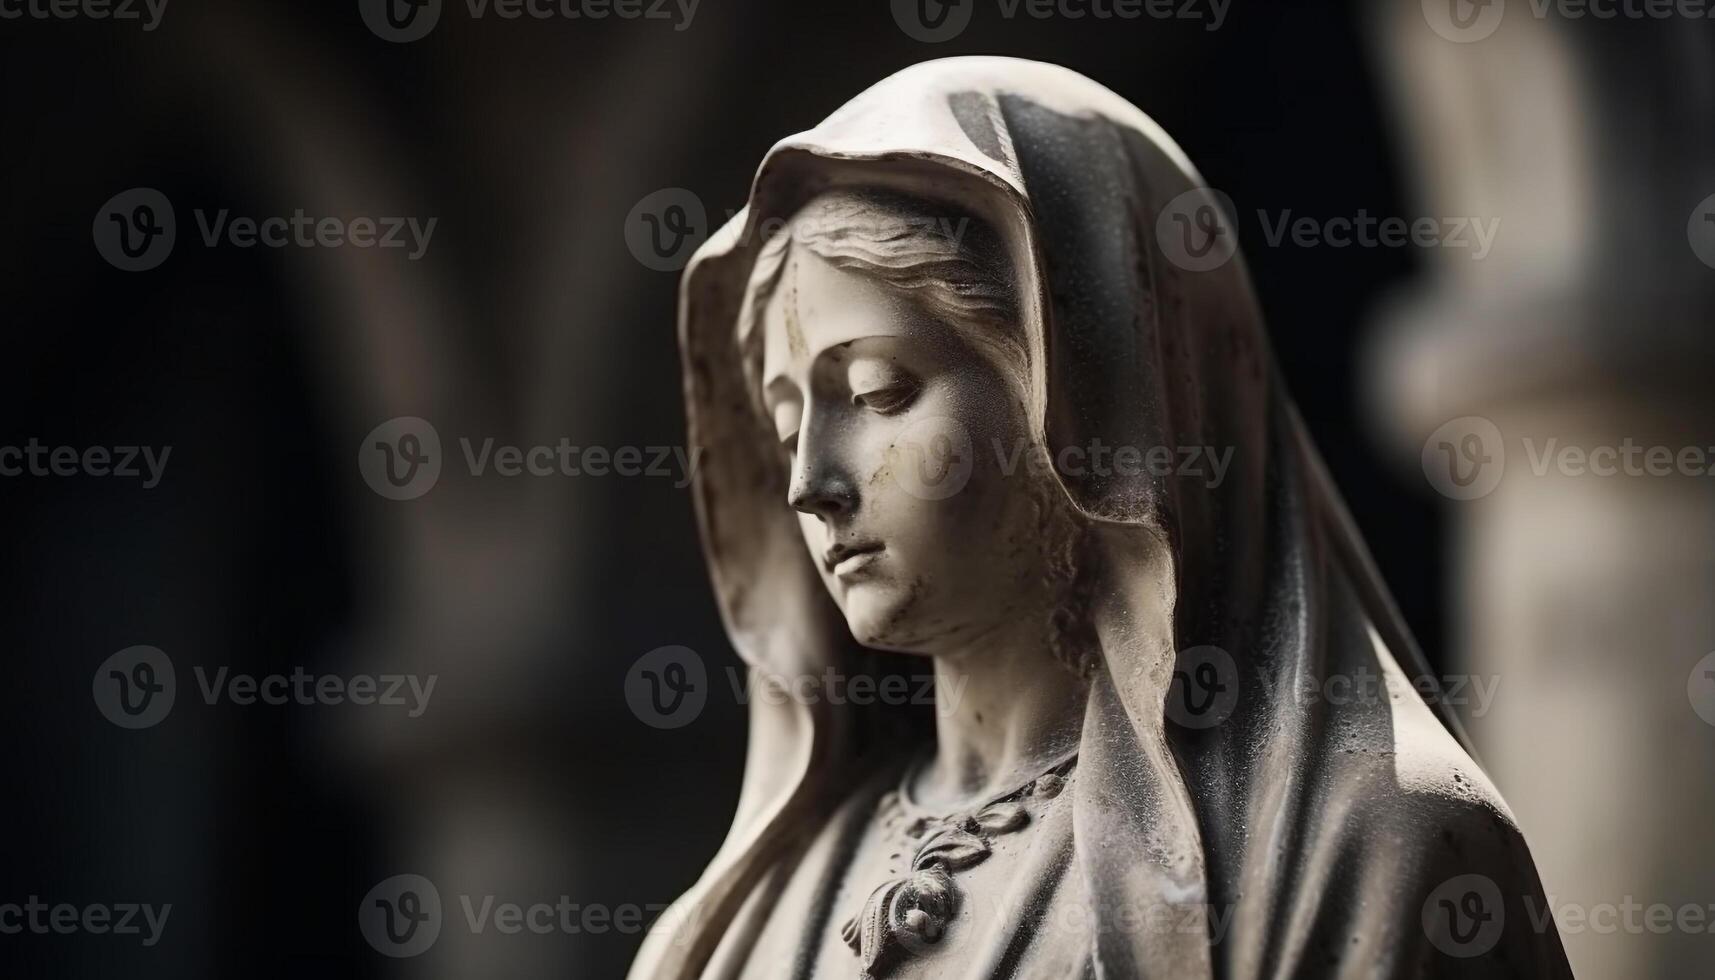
[3,0,1712,976]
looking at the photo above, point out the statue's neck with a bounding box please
[910,633,1088,811]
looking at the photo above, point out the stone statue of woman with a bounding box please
[630,57,1572,980]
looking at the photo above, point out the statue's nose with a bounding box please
[787,446,857,521]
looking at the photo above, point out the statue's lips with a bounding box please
[826,542,884,577]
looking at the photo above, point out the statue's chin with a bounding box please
[842,591,989,661]
[839,587,933,656]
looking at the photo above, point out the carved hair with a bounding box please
[736,189,1027,396]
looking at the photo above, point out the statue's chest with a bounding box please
[737,762,1079,980]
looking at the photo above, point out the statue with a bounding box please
[631,57,1573,979]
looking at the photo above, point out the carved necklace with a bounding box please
[839,751,1078,979]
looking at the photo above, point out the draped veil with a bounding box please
[632,58,1571,980]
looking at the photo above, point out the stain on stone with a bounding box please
[950,90,1008,164]
[784,250,808,358]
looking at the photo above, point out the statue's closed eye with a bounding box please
[852,378,920,415]
[847,357,922,416]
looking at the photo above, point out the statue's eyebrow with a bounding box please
[764,337,865,406]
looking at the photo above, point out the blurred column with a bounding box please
[174,5,739,975]
[1370,4,1715,977]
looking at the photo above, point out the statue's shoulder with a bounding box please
[1303,702,1574,977]
[1328,699,1532,874]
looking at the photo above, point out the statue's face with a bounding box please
[759,247,1054,655]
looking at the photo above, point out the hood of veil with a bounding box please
[635,57,1568,980]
